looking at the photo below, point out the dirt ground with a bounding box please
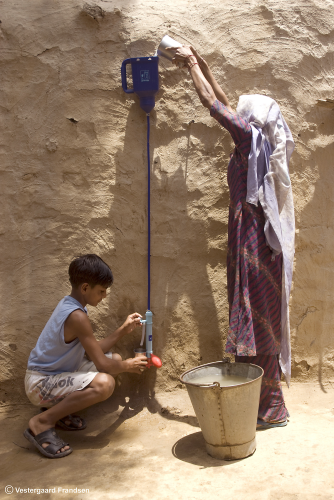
[0,381,333,500]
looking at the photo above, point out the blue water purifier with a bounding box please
[121,54,162,369]
[121,56,159,114]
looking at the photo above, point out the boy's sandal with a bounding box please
[40,407,87,431]
[23,427,73,459]
[256,418,288,430]
[57,414,87,431]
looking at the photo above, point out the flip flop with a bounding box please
[24,427,73,459]
[40,408,87,431]
[257,418,287,430]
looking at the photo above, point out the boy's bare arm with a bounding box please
[97,313,142,353]
[64,311,147,375]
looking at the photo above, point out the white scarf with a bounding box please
[237,94,295,385]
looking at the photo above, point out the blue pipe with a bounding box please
[147,113,151,311]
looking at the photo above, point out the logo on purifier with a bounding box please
[149,335,152,341]
[140,70,150,82]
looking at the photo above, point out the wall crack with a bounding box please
[296,306,318,330]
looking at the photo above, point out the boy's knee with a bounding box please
[112,353,122,362]
[93,373,115,400]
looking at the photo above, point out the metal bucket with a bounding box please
[180,360,263,460]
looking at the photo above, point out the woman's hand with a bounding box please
[121,313,142,336]
[171,45,215,108]
[189,46,209,72]
[167,45,210,75]
[173,45,195,67]
[166,45,195,67]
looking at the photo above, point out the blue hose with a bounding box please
[147,113,151,311]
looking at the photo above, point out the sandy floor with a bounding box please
[1,382,334,500]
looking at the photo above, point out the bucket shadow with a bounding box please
[172,432,243,468]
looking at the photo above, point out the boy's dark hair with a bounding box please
[69,254,113,288]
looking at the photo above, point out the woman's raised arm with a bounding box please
[169,46,216,109]
[190,46,234,113]
[170,46,233,112]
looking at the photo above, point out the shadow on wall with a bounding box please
[150,137,225,372]
[0,2,133,404]
[109,102,224,396]
[290,106,334,390]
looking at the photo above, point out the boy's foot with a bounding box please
[57,414,86,431]
[24,427,72,459]
[27,414,71,454]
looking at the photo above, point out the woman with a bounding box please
[170,45,295,428]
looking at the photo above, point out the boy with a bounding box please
[24,254,147,458]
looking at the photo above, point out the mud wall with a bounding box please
[1,0,333,404]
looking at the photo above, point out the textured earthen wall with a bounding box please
[1,0,333,404]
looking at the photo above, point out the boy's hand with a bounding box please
[121,313,142,336]
[124,355,148,374]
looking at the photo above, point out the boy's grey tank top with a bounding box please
[27,296,87,375]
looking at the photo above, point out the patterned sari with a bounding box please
[210,100,289,422]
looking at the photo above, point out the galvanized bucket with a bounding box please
[180,359,263,460]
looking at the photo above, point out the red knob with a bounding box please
[147,354,162,369]
[151,354,162,368]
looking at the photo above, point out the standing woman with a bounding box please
[170,46,295,428]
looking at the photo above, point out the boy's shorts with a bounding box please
[25,352,113,408]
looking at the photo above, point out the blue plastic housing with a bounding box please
[121,56,159,113]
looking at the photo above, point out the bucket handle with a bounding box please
[121,59,134,94]
[181,381,220,388]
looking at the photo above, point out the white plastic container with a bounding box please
[156,35,182,62]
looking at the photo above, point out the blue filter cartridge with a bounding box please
[145,310,153,358]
